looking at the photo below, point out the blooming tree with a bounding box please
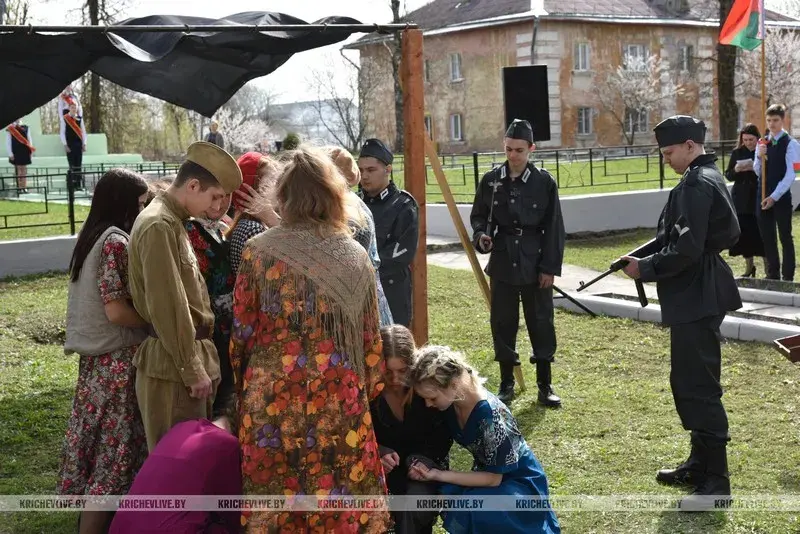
[737,27,800,111]
[211,106,272,156]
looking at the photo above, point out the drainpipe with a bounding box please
[530,16,539,64]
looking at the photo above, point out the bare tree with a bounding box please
[307,51,378,152]
[718,0,738,141]
[3,0,29,24]
[738,27,800,110]
[223,83,277,125]
[595,54,687,145]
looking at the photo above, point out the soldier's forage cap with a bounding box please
[185,141,242,194]
[654,115,707,148]
[359,138,393,165]
[505,119,534,143]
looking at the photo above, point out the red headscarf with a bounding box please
[234,151,263,211]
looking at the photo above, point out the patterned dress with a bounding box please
[58,233,148,496]
[439,393,560,534]
[230,226,391,533]
[230,217,268,274]
[186,219,236,415]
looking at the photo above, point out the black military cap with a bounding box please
[505,119,534,143]
[359,138,393,165]
[653,115,707,148]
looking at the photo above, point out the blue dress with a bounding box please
[440,393,561,534]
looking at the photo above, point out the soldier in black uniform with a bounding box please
[358,138,419,327]
[621,115,741,510]
[470,119,565,407]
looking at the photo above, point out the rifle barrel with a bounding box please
[576,269,614,292]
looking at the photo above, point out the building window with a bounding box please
[424,114,433,139]
[625,107,648,133]
[679,45,694,72]
[450,113,463,141]
[450,53,463,81]
[577,107,593,135]
[623,44,648,71]
[574,43,590,71]
[424,59,431,82]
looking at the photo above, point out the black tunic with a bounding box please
[369,393,453,495]
[470,162,565,286]
[9,124,32,165]
[639,154,743,325]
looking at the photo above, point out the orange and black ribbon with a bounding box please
[6,125,35,152]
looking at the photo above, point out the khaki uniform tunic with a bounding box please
[128,193,220,450]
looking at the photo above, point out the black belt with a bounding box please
[147,324,212,340]
[498,226,540,236]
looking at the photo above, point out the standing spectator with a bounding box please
[6,118,34,194]
[60,102,88,191]
[725,124,765,277]
[230,146,391,533]
[206,120,225,150]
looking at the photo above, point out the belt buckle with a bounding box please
[513,228,523,236]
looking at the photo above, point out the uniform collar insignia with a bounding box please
[521,168,531,184]
[380,187,390,200]
[500,166,507,180]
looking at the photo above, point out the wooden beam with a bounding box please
[401,28,428,347]
[424,138,526,392]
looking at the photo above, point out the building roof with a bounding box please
[348,0,796,47]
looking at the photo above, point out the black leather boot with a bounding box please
[656,440,706,488]
[535,361,561,407]
[679,446,732,512]
[497,362,515,404]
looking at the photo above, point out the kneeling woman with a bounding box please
[370,325,452,534]
[406,346,561,534]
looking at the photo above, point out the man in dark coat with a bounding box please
[470,119,566,407]
[358,138,419,327]
[622,115,741,511]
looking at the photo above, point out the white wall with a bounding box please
[426,179,800,238]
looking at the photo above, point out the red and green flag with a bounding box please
[719,0,765,51]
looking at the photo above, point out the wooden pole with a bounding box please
[424,138,526,391]
[761,38,767,202]
[401,29,428,348]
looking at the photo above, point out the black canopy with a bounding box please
[0,11,363,126]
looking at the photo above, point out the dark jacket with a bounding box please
[724,146,759,215]
[470,162,565,286]
[639,154,742,325]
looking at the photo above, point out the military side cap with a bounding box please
[653,115,706,148]
[359,138,393,165]
[505,119,534,143]
[185,141,242,194]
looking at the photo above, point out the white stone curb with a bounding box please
[554,294,800,344]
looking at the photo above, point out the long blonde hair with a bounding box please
[275,145,350,236]
[322,145,366,229]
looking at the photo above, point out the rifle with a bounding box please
[576,238,659,308]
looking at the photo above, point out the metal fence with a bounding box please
[0,162,180,235]
[0,140,740,236]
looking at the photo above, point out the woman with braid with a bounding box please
[406,346,560,534]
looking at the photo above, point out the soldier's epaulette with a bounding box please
[398,190,419,207]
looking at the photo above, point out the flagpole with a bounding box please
[760,13,767,202]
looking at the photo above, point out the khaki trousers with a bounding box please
[136,370,219,451]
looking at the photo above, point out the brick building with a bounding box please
[348,0,793,153]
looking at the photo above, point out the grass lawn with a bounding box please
[563,213,800,280]
[2,267,800,533]
[0,200,88,241]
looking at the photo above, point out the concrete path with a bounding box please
[427,241,800,344]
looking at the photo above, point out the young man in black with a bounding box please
[470,119,565,406]
[622,115,741,511]
[358,139,419,327]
